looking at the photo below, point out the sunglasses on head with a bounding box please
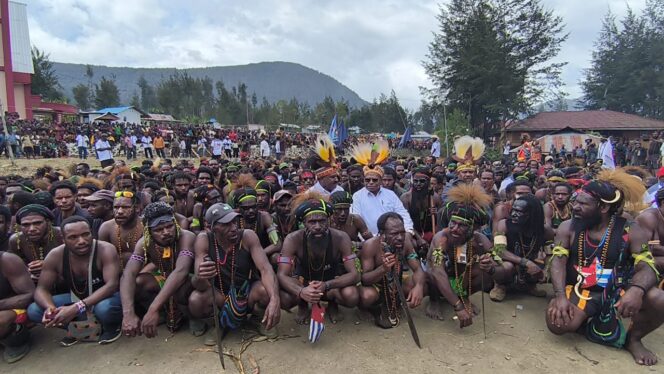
[115,191,134,198]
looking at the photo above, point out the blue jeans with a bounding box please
[27,292,122,331]
[78,146,88,159]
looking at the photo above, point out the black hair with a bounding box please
[60,215,90,234]
[347,164,363,173]
[49,180,77,196]
[382,167,397,179]
[656,187,664,207]
[553,182,573,194]
[171,171,192,182]
[377,212,404,233]
[197,167,213,178]
[34,191,55,210]
[12,191,36,207]
[508,194,545,248]
[0,205,10,223]
[143,181,161,191]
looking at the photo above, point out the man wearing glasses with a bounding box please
[350,165,414,236]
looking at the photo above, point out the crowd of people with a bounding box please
[0,125,663,368]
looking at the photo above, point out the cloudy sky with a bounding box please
[23,0,646,108]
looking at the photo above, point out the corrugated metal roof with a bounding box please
[96,106,133,114]
[505,110,664,132]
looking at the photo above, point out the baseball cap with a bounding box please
[279,162,290,169]
[545,155,554,163]
[273,190,293,202]
[83,189,114,203]
[205,203,240,225]
[658,167,664,179]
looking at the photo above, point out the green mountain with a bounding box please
[52,61,368,109]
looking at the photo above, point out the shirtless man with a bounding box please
[188,203,280,336]
[170,172,194,217]
[547,177,664,366]
[0,251,34,362]
[359,212,425,328]
[232,187,279,258]
[120,202,196,337]
[28,216,122,346]
[426,184,493,327]
[543,182,573,233]
[635,187,664,275]
[278,196,359,327]
[329,191,373,251]
[9,205,63,283]
[98,191,144,270]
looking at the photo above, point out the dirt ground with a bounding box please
[1,157,663,373]
[4,286,662,374]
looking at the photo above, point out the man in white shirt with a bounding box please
[222,136,232,158]
[140,134,153,158]
[430,136,441,158]
[351,167,414,235]
[75,132,89,160]
[129,133,138,159]
[210,136,223,160]
[260,136,270,158]
[94,133,114,168]
[275,137,282,160]
[308,167,344,197]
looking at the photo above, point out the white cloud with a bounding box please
[23,0,648,108]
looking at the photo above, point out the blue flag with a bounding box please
[398,126,412,148]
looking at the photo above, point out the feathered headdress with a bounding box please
[309,134,338,179]
[594,168,647,213]
[349,139,390,177]
[453,136,485,173]
[442,184,492,227]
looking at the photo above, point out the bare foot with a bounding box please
[626,337,658,366]
[295,303,310,325]
[425,299,444,321]
[327,301,344,324]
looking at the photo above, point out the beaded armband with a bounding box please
[431,248,444,267]
[342,254,357,262]
[277,255,294,265]
[178,249,194,258]
[129,254,145,263]
[75,300,87,314]
[551,246,569,257]
[406,252,419,261]
[633,246,660,278]
[191,218,201,228]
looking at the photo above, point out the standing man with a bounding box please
[275,136,283,160]
[94,133,114,168]
[27,217,122,346]
[430,135,441,158]
[153,133,166,158]
[76,131,89,160]
[141,133,153,159]
[210,134,223,160]
[260,135,270,158]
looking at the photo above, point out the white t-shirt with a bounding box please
[211,139,223,155]
[76,134,89,148]
[141,136,152,148]
[260,140,270,157]
[95,140,113,161]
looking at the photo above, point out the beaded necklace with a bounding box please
[577,215,614,269]
[239,216,258,232]
[115,222,140,268]
[551,202,571,221]
[213,235,237,298]
[381,240,401,325]
[307,235,327,274]
[153,240,177,330]
[26,226,54,262]
[518,234,537,259]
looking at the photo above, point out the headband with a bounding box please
[294,199,333,222]
[16,204,55,224]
